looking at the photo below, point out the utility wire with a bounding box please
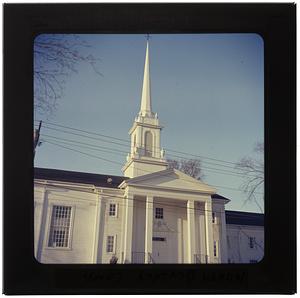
[41,133,128,154]
[34,120,245,166]
[42,136,127,157]
[35,124,260,175]
[42,140,264,195]
[34,187,224,215]
[37,124,240,171]
[41,135,258,179]
[34,183,264,216]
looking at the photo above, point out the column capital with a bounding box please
[124,190,134,198]
[146,195,154,202]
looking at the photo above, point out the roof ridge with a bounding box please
[225,210,264,216]
[34,167,128,179]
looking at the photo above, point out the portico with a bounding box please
[119,169,217,263]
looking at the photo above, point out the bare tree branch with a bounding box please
[167,158,204,180]
[236,142,264,210]
[34,34,102,117]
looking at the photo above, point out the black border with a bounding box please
[3,3,296,294]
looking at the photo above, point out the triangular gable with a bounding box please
[119,168,216,194]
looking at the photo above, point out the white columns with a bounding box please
[187,200,196,263]
[199,209,207,263]
[220,207,228,263]
[205,200,214,263]
[92,194,104,264]
[177,218,183,263]
[144,196,154,263]
[123,194,134,263]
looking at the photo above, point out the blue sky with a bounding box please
[34,34,264,213]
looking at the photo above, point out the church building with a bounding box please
[34,40,264,264]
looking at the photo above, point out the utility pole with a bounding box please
[34,121,42,158]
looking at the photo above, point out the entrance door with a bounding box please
[152,233,177,263]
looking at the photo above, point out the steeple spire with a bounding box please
[140,40,152,117]
[123,36,168,178]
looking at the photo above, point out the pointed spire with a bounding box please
[140,40,152,117]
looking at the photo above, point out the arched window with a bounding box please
[144,131,153,157]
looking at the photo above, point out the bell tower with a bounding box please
[122,39,168,178]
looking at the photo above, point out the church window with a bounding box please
[144,131,153,156]
[213,240,218,257]
[249,237,255,249]
[212,212,216,223]
[106,235,115,253]
[48,205,72,248]
[155,207,163,219]
[109,203,117,217]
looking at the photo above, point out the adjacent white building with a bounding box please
[34,40,264,264]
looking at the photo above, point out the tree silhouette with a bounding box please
[34,34,101,117]
[167,158,204,180]
[236,142,264,212]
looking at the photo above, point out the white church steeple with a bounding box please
[139,40,153,117]
[122,38,168,178]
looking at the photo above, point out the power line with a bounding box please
[38,125,130,149]
[41,133,128,154]
[42,140,264,195]
[34,182,264,216]
[34,188,223,215]
[35,119,130,144]
[37,124,240,171]
[35,122,261,176]
[40,135,259,179]
[43,139,263,193]
[34,120,245,166]
[34,122,263,178]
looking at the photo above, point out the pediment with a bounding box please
[119,169,216,194]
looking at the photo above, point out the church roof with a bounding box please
[225,210,264,226]
[212,194,230,202]
[35,168,264,226]
[34,167,128,189]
